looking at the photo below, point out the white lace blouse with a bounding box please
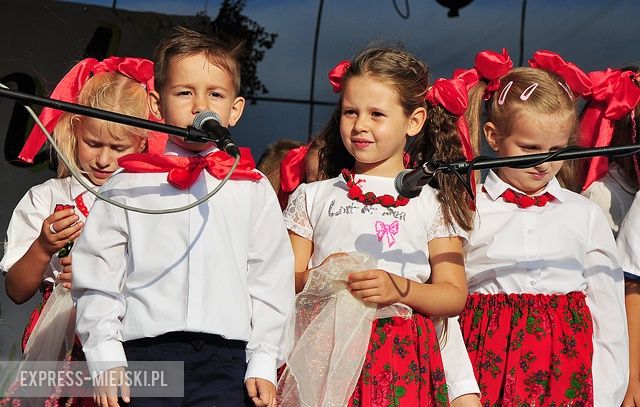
[283,174,465,283]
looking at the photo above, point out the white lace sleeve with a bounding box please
[427,200,469,242]
[283,185,313,240]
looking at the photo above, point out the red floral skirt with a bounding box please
[347,314,449,407]
[459,292,593,407]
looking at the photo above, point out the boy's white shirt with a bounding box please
[72,142,295,385]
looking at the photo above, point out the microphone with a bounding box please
[192,111,241,158]
[394,161,440,198]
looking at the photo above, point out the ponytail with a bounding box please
[409,104,474,231]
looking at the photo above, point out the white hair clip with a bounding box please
[558,81,573,99]
[520,83,539,101]
[498,81,513,105]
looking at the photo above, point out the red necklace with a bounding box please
[341,169,410,208]
[501,188,554,208]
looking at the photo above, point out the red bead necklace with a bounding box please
[341,169,410,208]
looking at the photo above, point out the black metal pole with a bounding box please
[0,86,214,143]
[308,0,325,137]
[436,144,640,174]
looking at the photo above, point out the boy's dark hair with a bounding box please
[153,26,245,95]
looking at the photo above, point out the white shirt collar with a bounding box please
[68,174,98,200]
[163,140,220,157]
[483,170,565,203]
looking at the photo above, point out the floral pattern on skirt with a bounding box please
[459,292,593,407]
[348,314,449,407]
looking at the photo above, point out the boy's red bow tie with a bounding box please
[118,148,261,189]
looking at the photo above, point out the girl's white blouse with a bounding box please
[1,176,95,282]
[284,174,479,400]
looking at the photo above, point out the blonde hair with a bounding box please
[53,71,149,178]
[466,67,580,189]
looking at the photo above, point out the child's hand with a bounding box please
[245,377,276,407]
[347,269,409,305]
[451,394,482,407]
[623,378,640,407]
[38,209,82,256]
[92,366,130,407]
[57,255,73,289]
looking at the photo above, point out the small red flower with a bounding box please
[502,189,517,203]
[348,185,363,200]
[396,196,410,206]
[518,195,534,208]
[54,204,74,212]
[536,194,550,206]
[378,194,395,207]
[363,192,377,205]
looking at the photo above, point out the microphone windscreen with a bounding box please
[192,111,221,129]
[394,169,422,198]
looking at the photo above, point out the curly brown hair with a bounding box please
[317,46,474,231]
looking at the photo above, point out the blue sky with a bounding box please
[51,0,640,152]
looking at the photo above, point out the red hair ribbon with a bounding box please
[328,60,351,93]
[475,48,513,98]
[425,78,473,161]
[528,50,592,98]
[580,69,640,191]
[18,56,157,164]
[449,49,513,100]
[278,145,309,209]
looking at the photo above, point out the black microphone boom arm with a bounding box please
[0,86,216,143]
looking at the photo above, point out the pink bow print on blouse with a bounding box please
[375,220,399,247]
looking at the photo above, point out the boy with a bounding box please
[72,27,294,407]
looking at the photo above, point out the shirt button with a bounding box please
[529,280,538,286]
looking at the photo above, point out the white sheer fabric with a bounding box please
[277,252,411,407]
[23,284,75,361]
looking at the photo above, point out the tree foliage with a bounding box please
[203,0,277,98]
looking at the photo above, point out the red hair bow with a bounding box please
[18,56,156,164]
[475,48,513,98]
[580,69,640,191]
[328,60,351,93]
[528,50,592,98]
[278,145,309,209]
[425,78,473,161]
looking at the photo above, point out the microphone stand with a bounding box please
[0,86,214,143]
[0,85,239,214]
[435,145,640,173]
[406,144,640,198]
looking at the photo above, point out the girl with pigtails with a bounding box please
[277,45,481,406]
[0,56,155,406]
[458,49,628,406]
